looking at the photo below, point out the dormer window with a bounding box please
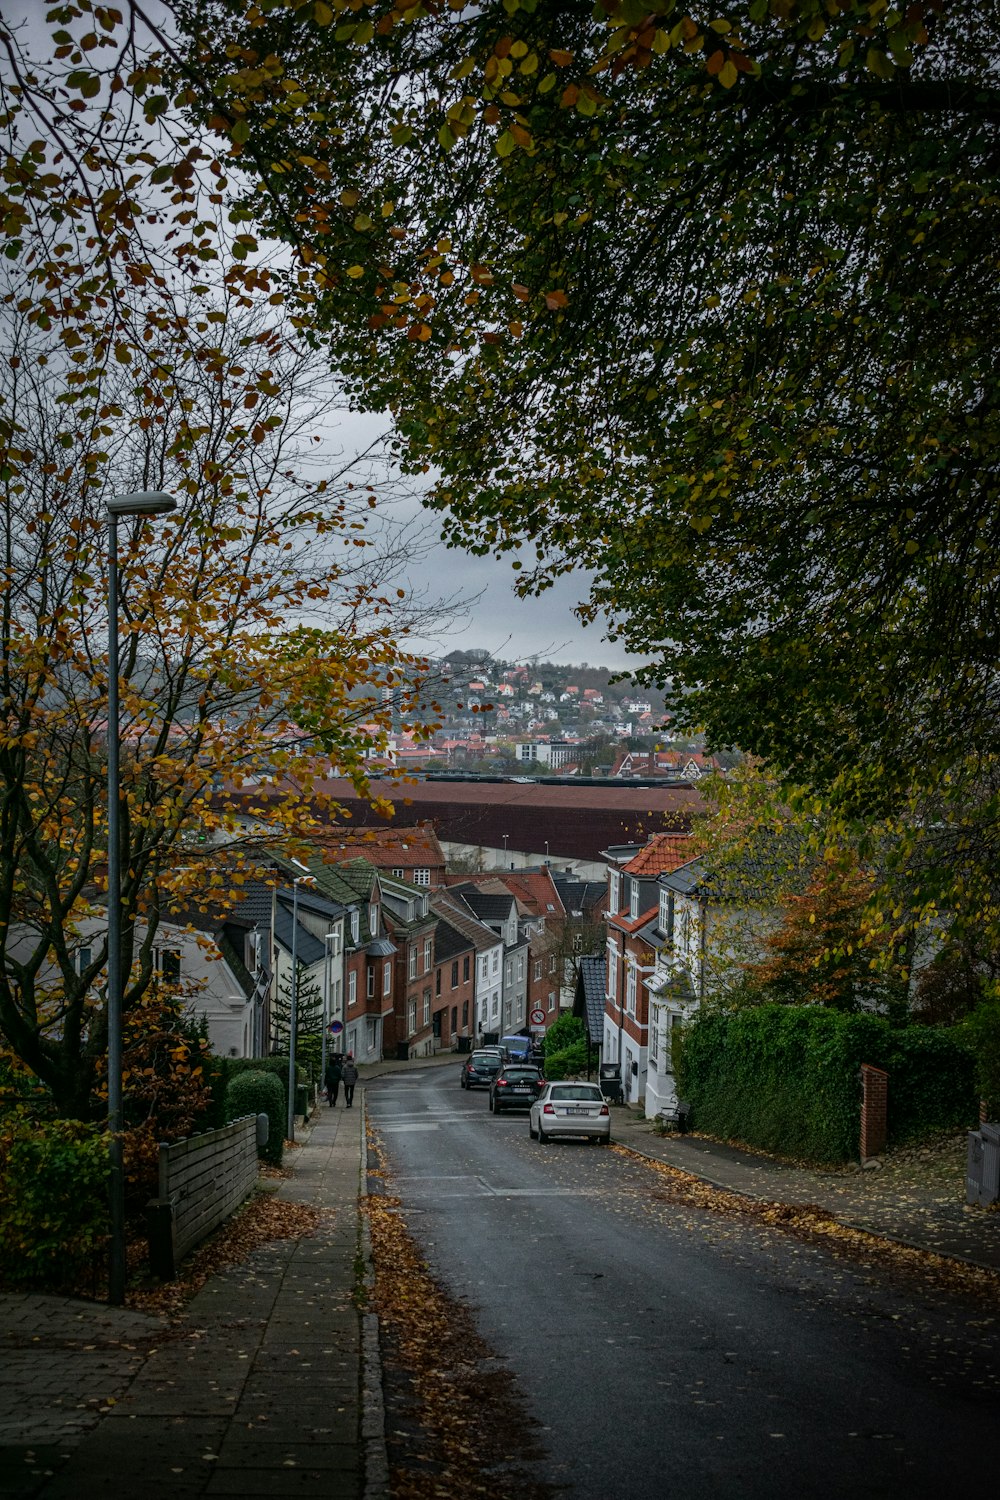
[609,871,620,912]
[350,910,360,944]
[629,880,639,921]
[369,903,379,936]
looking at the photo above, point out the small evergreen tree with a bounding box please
[272,963,325,1080]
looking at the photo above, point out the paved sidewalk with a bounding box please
[613,1108,1000,1271]
[0,1101,378,1499]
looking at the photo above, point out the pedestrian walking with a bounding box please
[342,1056,359,1108]
[324,1055,343,1107]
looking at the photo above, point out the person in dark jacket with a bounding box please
[342,1056,359,1108]
[324,1055,343,1107]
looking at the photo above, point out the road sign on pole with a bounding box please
[529,1007,546,1028]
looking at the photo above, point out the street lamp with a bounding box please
[105,490,176,1307]
[286,858,315,1143]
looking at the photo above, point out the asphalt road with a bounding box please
[366,1066,1000,1500]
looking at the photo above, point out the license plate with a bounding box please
[513,1086,530,1093]
[565,1108,589,1116]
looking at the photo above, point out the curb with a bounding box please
[615,1139,1000,1276]
[359,1094,389,1500]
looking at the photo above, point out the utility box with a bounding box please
[966,1122,1000,1206]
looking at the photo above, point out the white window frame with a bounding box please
[629,880,639,922]
[413,868,430,888]
[348,971,357,1007]
[423,936,432,972]
[408,945,417,981]
[534,959,542,981]
[383,961,392,997]
[350,910,360,944]
[626,961,637,1017]
[609,870,620,913]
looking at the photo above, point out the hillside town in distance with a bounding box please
[375,647,739,778]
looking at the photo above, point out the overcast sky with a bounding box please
[328,408,644,673]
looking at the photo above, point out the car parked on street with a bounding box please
[460,1050,504,1090]
[498,1033,534,1062]
[529,1082,612,1145]
[489,1064,545,1113]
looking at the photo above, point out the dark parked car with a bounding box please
[460,1050,504,1090]
[489,1064,545,1113]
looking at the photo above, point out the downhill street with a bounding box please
[366,1065,999,1500]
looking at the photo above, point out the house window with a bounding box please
[609,871,620,912]
[549,954,557,973]
[423,988,431,1025]
[463,955,470,983]
[407,997,417,1035]
[367,967,375,997]
[650,1014,659,1065]
[392,867,405,878]
[629,881,639,921]
[327,927,342,957]
[351,910,360,944]
[245,931,261,974]
[408,946,417,980]
[482,956,489,979]
[663,1013,674,1073]
[436,968,442,996]
[492,951,499,973]
[534,959,542,981]
[572,932,582,953]
[608,950,618,1001]
[626,962,637,1016]
[369,903,379,936]
[156,948,181,984]
[517,955,524,981]
[658,889,671,939]
[462,1000,469,1028]
[348,971,357,1007]
[413,868,430,887]
[505,961,512,986]
[451,1005,458,1034]
[451,960,459,989]
[423,936,432,972]
[367,1018,377,1052]
[76,945,93,977]
[548,991,556,1012]
[383,962,392,997]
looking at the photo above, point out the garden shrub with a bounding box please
[225,1055,303,1119]
[542,1014,585,1057]
[543,1040,589,1081]
[0,1117,108,1289]
[677,1004,976,1163]
[224,1070,284,1165]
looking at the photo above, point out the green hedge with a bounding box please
[224,1071,284,1165]
[0,1118,109,1288]
[961,1002,1000,1116]
[677,1005,977,1163]
[542,1014,585,1056]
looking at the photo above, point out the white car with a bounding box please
[529,1081,612,1145]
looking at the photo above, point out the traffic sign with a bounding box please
[328,1020,344,1035]
[529,1007,545,1027]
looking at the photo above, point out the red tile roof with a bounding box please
[622,833,694,877]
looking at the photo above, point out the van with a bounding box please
[499,1033,533,1062]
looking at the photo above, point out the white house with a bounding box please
[643,855,772,1121]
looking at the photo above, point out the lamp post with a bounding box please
[286,859,314,1143]
[105,490,176,1307]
